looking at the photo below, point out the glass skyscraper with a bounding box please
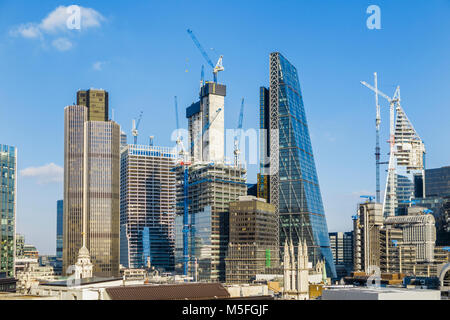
[265,52,337,278]
[0,144,16,278]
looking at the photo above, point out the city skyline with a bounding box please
[0,1,449,254]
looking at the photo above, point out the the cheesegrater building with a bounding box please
[259,52,337,278]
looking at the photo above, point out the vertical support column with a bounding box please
[269,52,280,250]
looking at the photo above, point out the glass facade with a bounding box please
[63,103,120,277]
[0,144,16,278]
[268,52,337,278]
[56,200,63,259]
[424,166,450,198]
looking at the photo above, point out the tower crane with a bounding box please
[234,98,245,166]
[361,79,401,217]
[132,111,143,145]
[187,29,224,84]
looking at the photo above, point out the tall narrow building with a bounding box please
[187,82,226,163]
[120,144,177,271]
[63,89,120,277]
[265,52,337,278]
[0,144,17,278]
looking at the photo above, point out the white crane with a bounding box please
[361,79,400,217]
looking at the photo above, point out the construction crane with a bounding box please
[234,98,245,166]
[187,29,224,83]
[361,78,401,217]
[132,111,143,145]
[360,195,375,202]
[149,136,154,147]
[175,105,223,276]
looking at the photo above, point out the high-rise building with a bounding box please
[0,144,17,278]
[353,202,383,273]
[186,82,226,163]
[426,166,450,197]
[56,200,63,259]
[120,144,177,271]
[175,163,247,281]
[63,90,120,277]
[76,89,109,121]
[257,87,270,203]
[413,166,450,246]
[225,196,279,284]
[329,232,354,278]
[264,52,336,278]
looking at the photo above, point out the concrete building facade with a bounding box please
[120,144,177,271]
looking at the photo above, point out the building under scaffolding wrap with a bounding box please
[175,162,247,282]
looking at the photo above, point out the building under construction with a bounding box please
[175,162,247,282]
[225,196,279,284]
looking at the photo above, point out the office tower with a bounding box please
[0,144,16,278]
[422,166,450,198]
[120,144,177,271]
[175,163,247,281]
[76,89,109,121]
[329,232,354,278]
[56,200,63,259]
[413,166,450,246]
[186,82,226,163]
[264,52,336,278]
[353,202,383,273]
[225,196,279,284]
[383,103,425,217]
[64,93,120,277]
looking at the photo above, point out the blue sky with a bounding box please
[0,0,449,254]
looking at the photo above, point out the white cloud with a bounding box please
[40,6,105,33]
[52,37,73,51]
[20,163,63,184]
[92,61,107,71]
[10,5,105,50]
[9,23,42,38]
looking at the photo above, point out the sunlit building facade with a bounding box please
[63,100,120,277]
[0,144,17,277]
[120,144,177,271]
[266,52,337,278]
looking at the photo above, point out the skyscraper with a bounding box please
[120,144,177,271]
[56,200,63,259]
[63,89,120,277]
[265,52,336,278]
[0,144,17,278]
